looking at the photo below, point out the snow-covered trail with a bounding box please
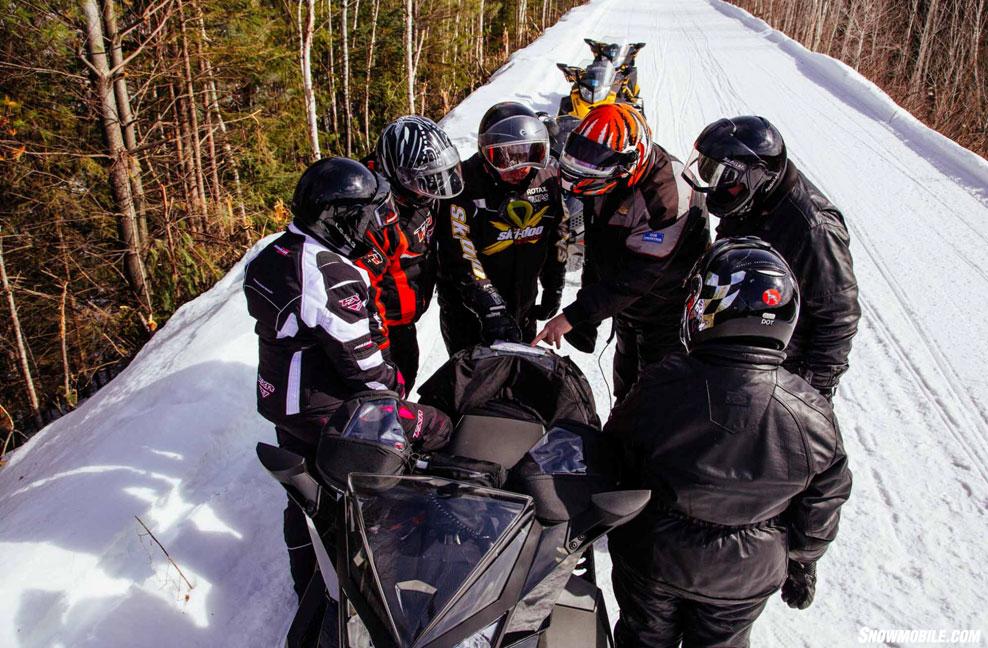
[2,0,987,646]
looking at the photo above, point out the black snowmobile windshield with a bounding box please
[396,145,464,199]
[347,475,532,646]
[579,61,617,103]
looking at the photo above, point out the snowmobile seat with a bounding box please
[449,414,545,470]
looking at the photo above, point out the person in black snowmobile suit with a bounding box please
[683,115,860,401]
[357,116,464,391]
[435,101,568,354]
[533,103,708,403]
[605,237,853,648]
[243,157,404,605]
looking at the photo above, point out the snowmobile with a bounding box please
[257,342,650,648]
[556,39,646,119]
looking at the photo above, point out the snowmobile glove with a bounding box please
[468,284,522,344]
[781,560,817,610]
[531,289,563,321]
[481,305,522,344]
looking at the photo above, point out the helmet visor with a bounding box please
[482,141,549,171]
[681,148,745,192]
[559,163,619,196]
[559,134,637,179]
[396,146,464,199]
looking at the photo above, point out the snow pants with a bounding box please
[276,427,319,602]
[611,559,769,648]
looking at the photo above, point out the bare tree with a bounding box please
[101,0,148,248]
[342,0,353,155]
[81,0,152,311]
[298,0,321,161]
[405,0,415,113]
[362,0,381,144]
[0,233,43,429]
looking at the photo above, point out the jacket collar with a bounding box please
[754,160,800,216]
[689,342,786,368]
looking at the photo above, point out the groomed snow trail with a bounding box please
[2,0,987,646]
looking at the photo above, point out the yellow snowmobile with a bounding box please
[556,39,645,118]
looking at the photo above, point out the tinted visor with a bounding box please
[396,145,464,199]
[559,133,637,182]
[682,148,745,192]
[482,141,548,171]
[340,181,398,240]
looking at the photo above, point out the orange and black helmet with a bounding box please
[558,104,652,196]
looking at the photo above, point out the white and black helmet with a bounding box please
[374,116,463,203]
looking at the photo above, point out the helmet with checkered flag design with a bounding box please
[681,236,799,353]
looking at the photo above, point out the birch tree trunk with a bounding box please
[298,0,321,161]
[0,234,43,429]
[363,0,381,145]
[477,0,485,70]
[326,0,339,134]
[910,0,943,97]
[342,0,353,155]
[179,0,209,225]
[82,0,152,311]
[404,0,415,114]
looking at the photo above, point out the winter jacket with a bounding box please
[605,344,852,603]
[356,156,439,333]
[716,162,860,396]
[562,144,709,329]
[435,153,568,331]
[243,223,402,444]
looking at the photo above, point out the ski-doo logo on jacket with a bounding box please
[338,294,363,313]
[484,201,549,255]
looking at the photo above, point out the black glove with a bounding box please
[469,284,521,344]
[481,306,522,344]
[531,290,563,321]
[781,560,816,610]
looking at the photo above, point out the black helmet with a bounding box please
[374,116,464,204]
[681,236,799,353]
[291,157,397,256]
[682,116,787,218]
[477,102,549,183]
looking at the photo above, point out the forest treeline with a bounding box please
[0,0,584,452]
[731,0,987,157]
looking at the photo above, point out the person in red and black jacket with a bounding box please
[357,116,465,390]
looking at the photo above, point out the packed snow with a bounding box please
[2,0,987,645]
